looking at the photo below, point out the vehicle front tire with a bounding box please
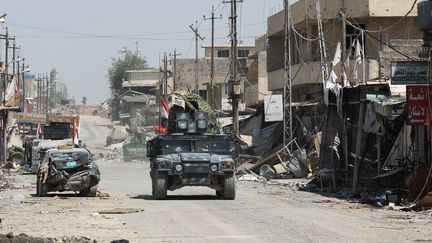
[10,152,25,166]
[153,173,168,200]
[223,174,236,200]
[80,185,98,197]
[36,175,48,197]
[216,190,223,198]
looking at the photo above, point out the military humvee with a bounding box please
[147,111,237,200]
[122,131,147,162]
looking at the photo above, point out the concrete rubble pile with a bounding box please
[234,101,323,181]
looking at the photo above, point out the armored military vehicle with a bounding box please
[123,131,147,162]
[147,111,238,200]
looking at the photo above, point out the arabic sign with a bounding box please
[264,95,283,122]
[24,73,35,81]
[407,85,430,125]
[391,61,429,85]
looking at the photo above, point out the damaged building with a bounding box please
[119,69,160,130]
[237,0,432,207]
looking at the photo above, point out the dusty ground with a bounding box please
[0,115,431,242]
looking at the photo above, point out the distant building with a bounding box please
[168,44,256,112]
[119,69,161,128]
[123,69,161,95]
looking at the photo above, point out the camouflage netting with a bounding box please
[168,93,220,134]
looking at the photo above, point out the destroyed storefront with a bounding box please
[319,82,432,207]
[236,82,432,208]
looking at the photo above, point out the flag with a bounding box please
[154,125,168,134]
[0,15,5,24]
[78,118,81,141]
[72,118,79,146]
[161,98,169,119]
[160,98,169,132]
[353,39,363,81]
[5,76,17,106]
[36,123,43,139]
[332,42,341,67]
[354,39,362,63]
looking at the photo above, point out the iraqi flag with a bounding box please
[72,118,79,146]
[160,98,169,132]
[36,123,43,139]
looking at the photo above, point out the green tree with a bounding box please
[81,96,87,106]
[107,48,147,119]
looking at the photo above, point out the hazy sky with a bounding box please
[1,0,284,104]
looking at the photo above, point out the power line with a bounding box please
[8,21,266,39]
[365,31,417,61]
[7,22,192,37]
[14,35,193,41]
[344,0,418,34]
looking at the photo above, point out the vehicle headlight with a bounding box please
[159,161,168,168]
[177,120,188,130]
[175,164,183,172]
[210,164,218,172]
[196,119,208,130]
[224,160,234,168]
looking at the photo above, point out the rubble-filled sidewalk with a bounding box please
[0,168,129,243]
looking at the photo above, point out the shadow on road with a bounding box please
[30,193,94,198]
[130,194,223,201]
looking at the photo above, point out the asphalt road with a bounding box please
[0,115,431,242]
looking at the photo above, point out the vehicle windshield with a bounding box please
[161,140,190,153]
[195,140,229,153]
[50,152,91,163]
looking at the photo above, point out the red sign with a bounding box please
[407,85,430,125]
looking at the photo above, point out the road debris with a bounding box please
[0,232,97,243]
[98,208,144,215]
[97,190,110,199]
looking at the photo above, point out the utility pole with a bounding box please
[4,28,9,82]
[21,60,26,113]
[17,58,21,109]
[378,31,384,80]
[170,49,181,91]
[225,0,242,135]
[283,0,293,149]
[0,28,14,165]
[37,75,40,113]
[204,6,222,108]
[45,74,49,114]
[41,75,44,113]
[316,0,329,84]
[49,69,56,114]
[1,29,7,165]
[10,39,17,75]
[163,53,168,99]
[340,0,346,86]
[189,21,205,94]
[134,41,139,55]
[339,0,350,189]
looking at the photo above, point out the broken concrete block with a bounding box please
[273,163,288,175]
